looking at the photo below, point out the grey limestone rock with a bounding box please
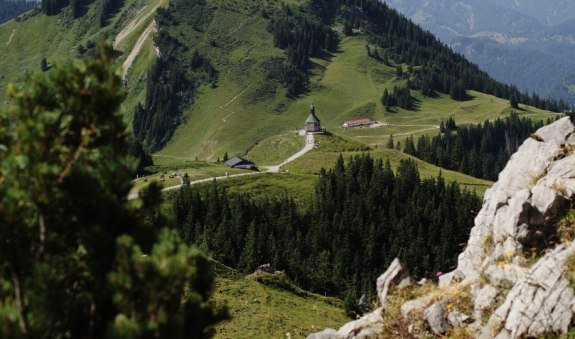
[424,300,449,335]
[481,242,575,338]
[307,328,340,339]
[448,310,472,328]
[454,118,575,282]
[376,258,410,306]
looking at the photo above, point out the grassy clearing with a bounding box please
[212,263,347,339]
[204,173,317,204]
[157,16,558,161]
[284,136,493,196]
[186,132,491,202]
[246,130,304,166]
[131,160,249,193]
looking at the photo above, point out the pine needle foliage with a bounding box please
[0,45,226,338]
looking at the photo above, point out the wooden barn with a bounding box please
[225,156,256,170]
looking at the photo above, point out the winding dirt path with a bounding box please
[122,21,156,79]
[6,29,15,46]
[226,16,254,37]
[354,126,440,138]
[114,0,162,48]
[160,133,315,193]
[266,134,315,173]
[220,84,253,123]
[129,133,316,199]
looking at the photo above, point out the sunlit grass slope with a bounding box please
[0,0,166,120]
[212,262,347,338]
[154,6,559,160]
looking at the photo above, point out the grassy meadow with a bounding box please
[212,262,347,338]
[0,0,165,120]
[156,20,559,160]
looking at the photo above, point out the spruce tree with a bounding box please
[386,135,395,149]
[372,46,380,60]
[239,221,257,273]
[40,57,48,72]
[403,136,417,155]
[381,88,389,106]
[395,65,403,78]
[510,95,519,109]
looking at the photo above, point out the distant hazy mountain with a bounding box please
[0,0,37,24]
[489,0,575,26]
[385,0,575,105]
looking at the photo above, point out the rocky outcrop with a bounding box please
[453,117,575,285]
[481,242,575,338]
[376,258,409,307]
[306,259,410,339]
[424,300,449,335]
[310,118,575,338]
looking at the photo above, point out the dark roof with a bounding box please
[306,113,320,124]
[234,164,255,170]
[225,156,253,168]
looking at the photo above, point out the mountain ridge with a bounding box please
[384,0,575,106]
[0,0,561,162]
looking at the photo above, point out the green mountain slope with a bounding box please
[0,0,559,164]
[0,0,164,119]
[144,0,558,161]
[0,0,36,24]
[212,262,347,338]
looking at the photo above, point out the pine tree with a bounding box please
[510,95,519,109]
[372,46,380,60]
[386,135,395,149]
[395,65,403,78]
[343,21,353,36]
[381,88,389,106]
[382,52,389,66]
[403,136,416,155]
[40,57,48,72]
[0,45,227,337]
[239,221,257,273]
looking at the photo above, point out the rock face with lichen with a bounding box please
[309,117,575,338]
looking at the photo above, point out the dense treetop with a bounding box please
[172,154,481,304]
[402,113,550,181]
[0,46,225,337]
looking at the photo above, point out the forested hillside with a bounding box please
[0,0,36,23]
[403,113,551,181]
[172,154,481,301]
[41,0,124,25]
[132,0,562,157]
[386,0,575,106]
